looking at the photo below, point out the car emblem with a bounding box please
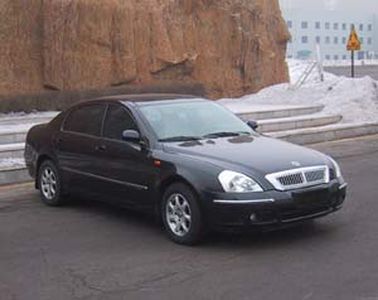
[291,161,301,167]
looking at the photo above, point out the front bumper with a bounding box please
[202,180,347,229]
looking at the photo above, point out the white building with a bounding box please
[279,0,378,61]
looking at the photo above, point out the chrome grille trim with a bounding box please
[265,165,330,191]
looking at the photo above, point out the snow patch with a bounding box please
[0,158,25,171]
[220,59,378,123]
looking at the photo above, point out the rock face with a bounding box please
[0,0,289,99]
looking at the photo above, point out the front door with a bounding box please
[94,104,157,208]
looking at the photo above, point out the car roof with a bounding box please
[72,93,208,110]
[94,93,199,102]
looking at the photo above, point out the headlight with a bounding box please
[328,156,342,178]
[218,170,263,193]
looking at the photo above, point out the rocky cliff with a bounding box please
[0,0,289,99]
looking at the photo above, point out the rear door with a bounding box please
[94,104,157,208]
[55,103,106,193]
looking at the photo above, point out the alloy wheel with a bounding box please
[41,167,57,200]
[165,193,192,237]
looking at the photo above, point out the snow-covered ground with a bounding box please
[220,59,378,123]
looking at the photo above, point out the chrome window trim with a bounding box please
[265,165,330,191]
[339,183,348,190]
[61,167,148,191]
[213,199,275,204]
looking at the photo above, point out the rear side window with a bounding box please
[64,104,105,136]
[103,105,137,140]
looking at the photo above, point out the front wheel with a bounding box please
[162,183,205,245]
[38,160,65,206]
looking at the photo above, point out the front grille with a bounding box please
[278,173,304,186]
[266,166,329,191]
[305,170,325,182]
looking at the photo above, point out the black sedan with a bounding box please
[25,94,347,245]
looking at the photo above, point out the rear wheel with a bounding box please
[162,183,204,245]
[38,160,65,206]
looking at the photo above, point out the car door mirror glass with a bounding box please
[246,120,259,130]
[122,130,141,142]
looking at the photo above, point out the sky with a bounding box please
[279,0,378,14]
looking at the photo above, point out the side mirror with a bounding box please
[122,130,141,142]
[247,120,259,130]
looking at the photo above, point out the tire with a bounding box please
[162,183,205,245]
[38,160,65,206]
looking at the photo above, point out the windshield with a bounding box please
[139,101,253,142]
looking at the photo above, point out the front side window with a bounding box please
[103,105,137,140]
[139,101,253,141]
[64,104,105,136]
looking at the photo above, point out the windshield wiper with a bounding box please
[203,131,251,139]
[159,136,203,143]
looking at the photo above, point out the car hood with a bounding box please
[162,135,329,175]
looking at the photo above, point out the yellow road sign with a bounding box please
[347,26,361,51]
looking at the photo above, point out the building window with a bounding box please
[342,55,347,60]
[334,55,339,60]
[342,23,347,30]
[359,24,364,31]
[360,37,364,44]
[325,55,331,60]
[342,37,347,44]
[325,36,330,44]
[315,36,321,43]
[368,37,372,45]
[368,24,372,31]
[334,37,338,44]
[325,22,330,30]
[301,36,308,43]
[287,20,293,28]
[301,21,308,29]
[333,23,339,30]
[315,22,321,29]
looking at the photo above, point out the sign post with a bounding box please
[346,25,361,78]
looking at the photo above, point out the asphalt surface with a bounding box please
[1,135,378,300]
[325,65,378,80]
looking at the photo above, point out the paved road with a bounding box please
[325,65,378,80]
[1,135,378,300]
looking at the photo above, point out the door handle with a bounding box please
[54,137,63,148]
[95,145,107,152]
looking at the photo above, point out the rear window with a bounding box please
[64,104,105,136]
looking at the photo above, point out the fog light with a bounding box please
[250,213,257,222]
